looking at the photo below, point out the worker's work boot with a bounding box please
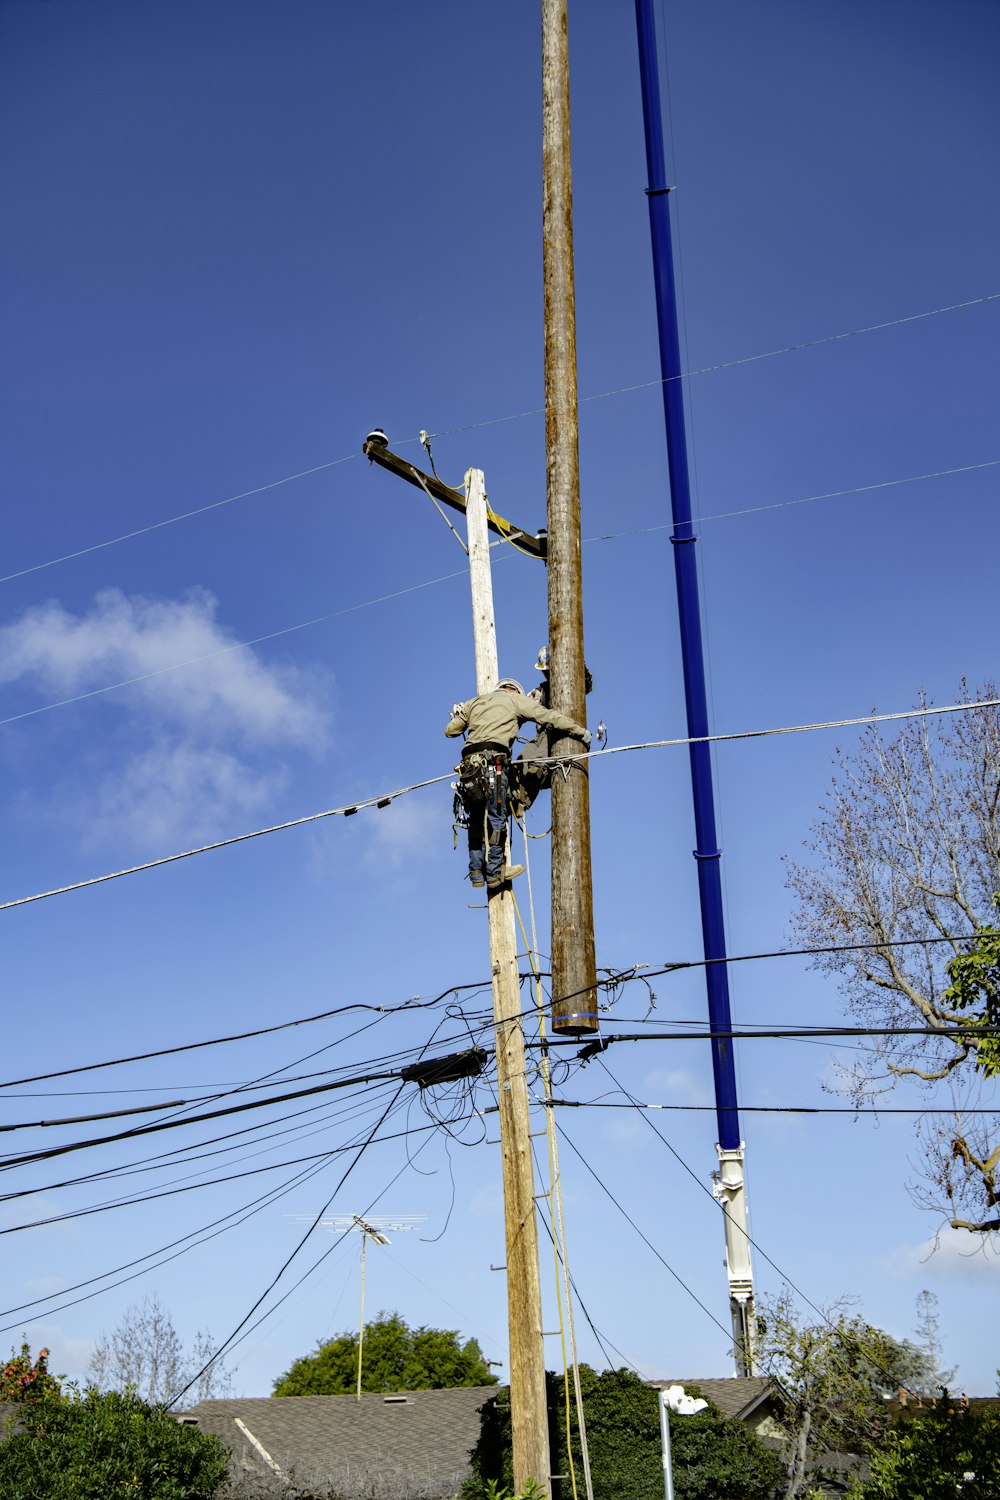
[468,870,486,889]
[487,863,525,891]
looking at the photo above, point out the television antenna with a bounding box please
[288,1213,426,1400]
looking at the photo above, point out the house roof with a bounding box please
[646,1376,785,1422]
[181,1385,498,1499]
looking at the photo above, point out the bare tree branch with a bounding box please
[786,681,1000,1234]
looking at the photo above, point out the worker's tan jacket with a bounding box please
[445,689,586,751]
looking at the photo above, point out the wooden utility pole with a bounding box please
[466,467,551,1494]
[542,0,599,1036]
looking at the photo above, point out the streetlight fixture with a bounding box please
[658,1384,708,1500]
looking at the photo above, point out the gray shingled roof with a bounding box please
[646,1376,785,1421]
[182,1386,498,1499]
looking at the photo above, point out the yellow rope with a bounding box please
[486,502,542,559]
[516,817,595,1500]
[510,883,579,1500]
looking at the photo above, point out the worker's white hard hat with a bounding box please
[496,677,524,695]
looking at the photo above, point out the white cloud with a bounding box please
[0,589,331,847]
[91,740,287,846]
[22,1275,66,1299]
[0,1193,72,1235]
[884,1228,1000,1281]
[0,588,326,745]
[361,797,442,870]
[21,1325,93,1384]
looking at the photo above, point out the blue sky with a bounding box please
[1,0,997,1399]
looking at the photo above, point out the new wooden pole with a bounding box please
[542,0,599,1035]
[466,468,551,1493]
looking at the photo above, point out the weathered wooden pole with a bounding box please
[542,0,599,1035]
[466,469,552,1493]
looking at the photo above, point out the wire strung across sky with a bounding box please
[0,937,994,1100]
[165,1082,409,1408]
[2,694,998,915]
[2,456,993,736]
[4,289,992,589]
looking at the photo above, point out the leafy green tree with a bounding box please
[786,682,1000,1232]
[0,1387,230,1499]
[850,1399,1000,1499]
[273,1310,498,1395]
[462,1366,782,1500]
[757,1292,935,1498]
[0,1339,62,1403]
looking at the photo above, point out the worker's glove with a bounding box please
[581,729,592,750]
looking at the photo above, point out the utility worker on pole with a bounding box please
[515,646,594,814]
[447,676,590,891]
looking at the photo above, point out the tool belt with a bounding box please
[458,748,507,802]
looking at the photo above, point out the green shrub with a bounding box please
[0,1387,230,1499]
[850,1399,1000,1499]
[462,1367,782,1500]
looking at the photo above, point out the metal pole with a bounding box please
[467,469,552,1493]
[541,0,599,1037]
[634,0,756,1373]
[658,1391,675,1500]
[356,1230,367,1402]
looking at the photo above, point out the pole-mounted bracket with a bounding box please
[363,432,548,560]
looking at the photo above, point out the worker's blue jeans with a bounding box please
[462,758,510,881]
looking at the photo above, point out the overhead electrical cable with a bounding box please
[547,1099,999,1117]
[191,1120,441,1383]
[0,1118,439,1237]
[556,1125,734,1343]
[166,1082,407,1407]
[428,291,1000,437]
[0,1064,409,1171]
[3,694,998,916]
[5,292,992,590]
[2,459,992,737]
[0,1142,353,1332]
[0,567,469,730]
[0,456,360,586]
[0,984,487,1089]
[0,1083,404,1204]
[586,458,1000,536]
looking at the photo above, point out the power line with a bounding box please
[556,1125,734,1345]
[428,291,1000,438]
[3,694,997,916]
[0,566,469,730]
[2,456,991,736]
[0,1118,441,1237]
[0,1065,408,1172]
[586,458,1000,537]
[546,1099,999,1117]
[0,456,360,587]
[592,1058,835,1325]
[6,292,992,594]
[167,1083,407,1407]
[0,1151,344,1333]
[0,985,484,1089]
[548,1024,999,1047]
[0,937,982,1100]
[0,771,453,914]
[1,1084,403,1206]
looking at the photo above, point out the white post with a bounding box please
[713,1143,758,1374]
[356,1229,367,1402]
[658,1390,675,1500]
[465,469,551,1493]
